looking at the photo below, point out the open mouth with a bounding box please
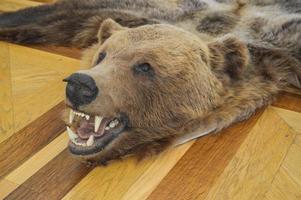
[66,109,128,156]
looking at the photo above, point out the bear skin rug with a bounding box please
[0,0,300,165]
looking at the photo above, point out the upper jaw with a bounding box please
[65,108,128,156]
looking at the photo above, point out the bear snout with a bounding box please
[64,73,99,108]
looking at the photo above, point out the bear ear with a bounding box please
[98,18,126,44]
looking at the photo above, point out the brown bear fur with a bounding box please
[0,0,300,164]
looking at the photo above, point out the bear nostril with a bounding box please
[64,73,98,108]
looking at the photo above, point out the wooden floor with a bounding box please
[0,1,301,200]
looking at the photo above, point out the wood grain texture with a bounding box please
[296,135,301,148]
[264,136,301,200]
[204,107,296,200]
[273,107,301,133]
[5,132,68,185]
[120,142,192,200]
[5,149,93,200]
[0,179,19,200]
[147,109,264,200]
[0,0,41,12]
[0,42,14,143]
[264,166,301,200]
[63,141,194,200]
[273,92,301,113]
[9,44,79,132]
[31,0,55,3]
[0,102,65,179]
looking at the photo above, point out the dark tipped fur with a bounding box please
[197,12,238,35]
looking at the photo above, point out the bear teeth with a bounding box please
[86,135,94,146]
[94,116,103,132]
[67,126,78,140]
[69,109,90,123]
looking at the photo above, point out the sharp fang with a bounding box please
[105,126,110,130]
[86,135,94,146]
[114,119,119,125]
[85,115,90,120]
[67,126,78,141]
[109,122,115,128]
[95,116,103,132]
[109,119,119,128]
[69,110,75,123]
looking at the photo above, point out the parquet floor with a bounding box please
[0,1,301,200]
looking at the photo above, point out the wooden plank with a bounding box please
[0,42,14,143]
[273,107,301,133]
[203,107,295,200]
[296,135,301,148]
[0,179,19,199]
[30,0,54,3]
[9,43,79,132]
[5,149,93,200]
[5,132,68,185]
[0,0,41,12]
[281,142,301,187]
[264,167,301,200]
[264,143,301,200]
[12,81,66,132]
[10,43,80,76]
[272,92,301,113]
[147,109,264,200]
[63,141,193,200]
[0,101,65,179]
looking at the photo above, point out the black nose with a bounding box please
[64,73,98,108]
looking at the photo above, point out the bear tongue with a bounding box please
[77,118,108,139]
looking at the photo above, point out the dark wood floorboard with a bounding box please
[0,102,65,178]
[147,109,264,200]
[5,149,93,200]
[273,92,301,113]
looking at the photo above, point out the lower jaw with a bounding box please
[68,118,128,156]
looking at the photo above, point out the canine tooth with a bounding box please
[109,122,114,128]
[67,126,78,141]
[85,115,90,120]
[105,126,110,130]
[94,116,103,132]
[86,135,94,146]
[109,120,118,128]
[69,110,75,123]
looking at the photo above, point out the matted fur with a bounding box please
[0,0,300,165]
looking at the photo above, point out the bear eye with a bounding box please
[96,52,106,64]
[133,63,155,77]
